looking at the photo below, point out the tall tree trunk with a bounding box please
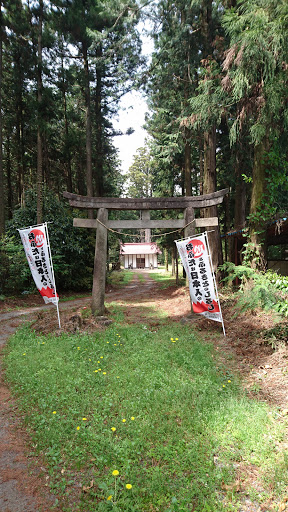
[43,134,50,187]
[83,42,93,219]
[203,126,223,273]
[77,159,86,196]
[249,140,269,270]
[6,136,13,220]
[15,49,25,208]
[223,193,229,262]
[174,244,179,285]
[164,247,169,272]
[199,136,204,196]
[94,44,103,197]
[61,57,73,193]
[171,248,175,276]
[36,0,43,225]
[181,5,192,198]
[0,0,4,236]
[184,131,192,196]
[234,135,247,230]
[16,109,24,206]
[229,152,246,264]
[63,88,73,192]
[200,0,223,275]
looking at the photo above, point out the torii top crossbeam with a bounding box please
[63,189,229,210]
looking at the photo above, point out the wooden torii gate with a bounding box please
[63,189,229,315]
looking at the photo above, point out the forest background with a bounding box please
[0,0,287,295]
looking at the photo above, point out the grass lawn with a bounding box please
[107,270,136,287]
[3,302,288,511]
[149,269,186,288]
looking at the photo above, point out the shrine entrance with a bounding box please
[136,257,145,269]
[63,189,228,315]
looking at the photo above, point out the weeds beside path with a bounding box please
[1,271,288,512]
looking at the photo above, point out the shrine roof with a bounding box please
[120,243,162,255]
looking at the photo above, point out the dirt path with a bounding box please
[0,271,287,511]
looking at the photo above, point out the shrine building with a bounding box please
[120,242,162,269]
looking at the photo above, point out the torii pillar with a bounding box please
[91,208,108,315]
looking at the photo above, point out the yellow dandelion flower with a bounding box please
[175,338,179,340]
[98,368,101,371]
[100,356,103,359]
[23,353,26,355]
[122,419,126,423]
[126,484,132,490]
[228,380,231,383]
[98,360,100,363]
[170,338,174,341]
[131,417,135,421]
[111,427,116,432]
[114,343,117,346]
[77,426,80,431]
[82,417,87,421]
[117,376,120,379]
[53,411,56,414]
[223,385,226,388]
[103,372,107,375]
[171,340,176,343]
[107,342,109,344]
[107,495,112,501]
[112,470,119,476]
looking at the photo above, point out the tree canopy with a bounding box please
[1,0,287,292]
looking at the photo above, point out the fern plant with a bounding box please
[220,262,288,317]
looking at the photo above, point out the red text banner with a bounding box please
[18,223,59,305]
[176,233,223,323]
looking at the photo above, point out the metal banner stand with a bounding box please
[204,231,226,337]
[44,223,61,329]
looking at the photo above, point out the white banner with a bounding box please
[18,223,59,305]
[176,233,223,324]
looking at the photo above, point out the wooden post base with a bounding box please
[91,208,108,316]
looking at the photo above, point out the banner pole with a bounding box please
[17,221,53,231]
[44,223,61,329]
[204,231,226,336]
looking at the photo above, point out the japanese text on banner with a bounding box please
[176,234,222,323]
[18,224,59,305]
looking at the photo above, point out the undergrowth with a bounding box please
[106,270,135,288]
[221,262,288,318]
[263,322,288,346]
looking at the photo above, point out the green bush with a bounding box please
[3,189,95,293]
[0,234,33,294]
[220,262,288,317]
